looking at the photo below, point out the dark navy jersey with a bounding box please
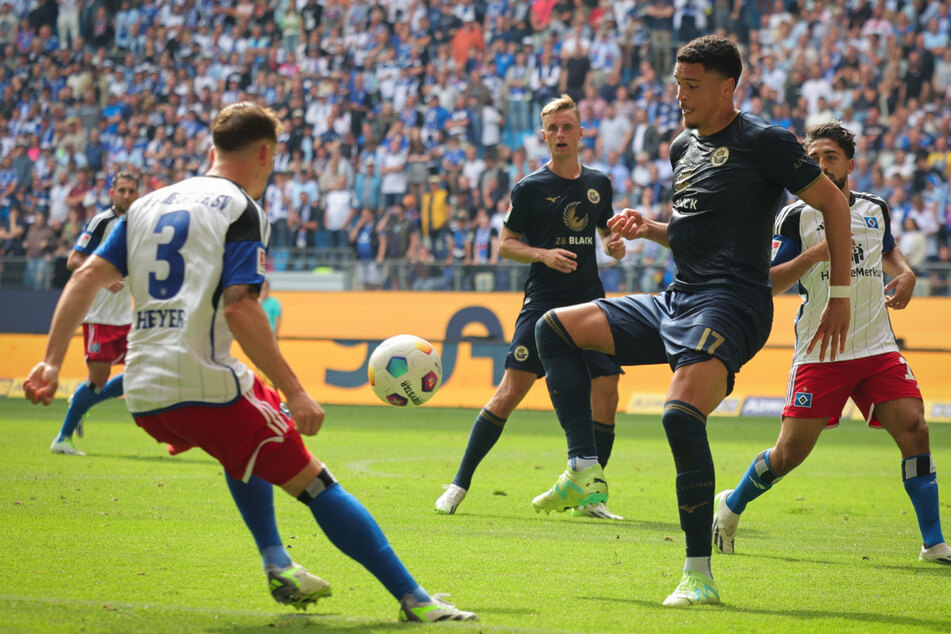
[667,111,823,296]
[504,164,614,306]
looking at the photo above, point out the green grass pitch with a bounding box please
[1,398,949,633]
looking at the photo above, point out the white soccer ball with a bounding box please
[368,334,442,407]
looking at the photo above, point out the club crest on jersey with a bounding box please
[563,201,588,232]
[587,189,600,204]
[77,233,92,249]
[864,217,879,229]
[794,392,813,408]
[257,247,267,276]
[514,345,530,362]
[711,147,730,166]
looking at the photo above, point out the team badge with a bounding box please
[587,189,600,204]
[90,343,100,353]
[794,392,813,408]
[864,217,879,229]
[257,247,267,276]
[514,346,530,362]
[711,147,730,166]
[563,201,588,232]
[771,238,781,261]
[77,233,92,249]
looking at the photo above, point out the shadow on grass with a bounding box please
[92,452,215,467]
[595,597,950,629]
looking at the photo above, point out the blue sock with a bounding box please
[453,408,506,490]
[57,382,98,439]
[535,311,596,458]
[308,482,424,600]
[92,374,124,404]
[225,474,291,570]
[726,449,784,515]
[662,401,715,558]
[902,454,945,548]
[593,421,615,469]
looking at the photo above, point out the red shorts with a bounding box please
[133,377,312,484]
[83,323,130,364]
[783,352,922,429]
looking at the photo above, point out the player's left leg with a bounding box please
[52,360,113,454]
[573,371,624,519]
[660,359,726,607]
[876,397,950,564]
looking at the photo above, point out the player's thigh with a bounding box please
[546,301,617,353]
[593,295,668,365]
[505,307,548,376]
[852,352,924,437]
[485,368,538,418]
[783,361,859,427]
[770,416,828,475]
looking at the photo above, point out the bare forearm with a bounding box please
[498,238,546,263]
[770,246,824,296]
[224,291,304,398]
[45,259,120,366]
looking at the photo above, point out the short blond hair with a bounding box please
[540,94,581,125]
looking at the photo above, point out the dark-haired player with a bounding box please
[531,35,854,605]
[713,120,951,566]
[435,93,627,519]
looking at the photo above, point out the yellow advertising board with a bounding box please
[3,293,951,421]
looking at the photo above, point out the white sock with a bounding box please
[684,556,712,578]
[568,455,599,472]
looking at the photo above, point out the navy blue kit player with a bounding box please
[435,94,627,519]
[531,36,854,605]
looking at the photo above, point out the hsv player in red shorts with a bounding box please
[713,121,950,565]
[50,170,139,456]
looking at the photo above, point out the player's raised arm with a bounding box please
[25,255,122,405]
[797,176,852,361]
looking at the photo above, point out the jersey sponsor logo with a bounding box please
[563,201,589,232]
[257,247,267,276]
[676,197,698,211]
[852,243,865,265]
[794,391,813,408]
[711,146,730,166]
[544,195,562,203]
[513,345,530,362]
[77,233,92,249]
[864,216,879,229]
[586,189,600,204]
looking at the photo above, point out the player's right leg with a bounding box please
[532,304,614,513]
[436,368,536,514]
[52,359,111,454]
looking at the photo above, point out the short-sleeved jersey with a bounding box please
[667,112,823,297]
[504,164,613,306]
[773,191,898,363]
[74,209,132,326]
[95,176,269,415]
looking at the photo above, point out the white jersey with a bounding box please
[772,191,899,364]
[74,209,132,326]
[94,176,270,415]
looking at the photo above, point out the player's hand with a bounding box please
[607,209,650,240]
[807,298,850,361]
[107,279,125,293]
[286,391,325,436]
[603,231,626,259]
[24,362,60,406]
[884,271,915,310]
[542,248,578,273]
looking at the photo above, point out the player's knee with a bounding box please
[296,467,338,505]
[534,310,576,356]
[661,402,709,470]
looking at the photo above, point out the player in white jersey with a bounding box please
[24,102,479,621]
[50,171,139,456]
[713,121,950,565]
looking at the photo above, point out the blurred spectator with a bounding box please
[23,210,57,289]
[420,175,450,255]
[323,174,357,249]
[379,203,419,290]
[349,207,383,290]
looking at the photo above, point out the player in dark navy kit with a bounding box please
[531,36,854,605]
[435,94,627,519]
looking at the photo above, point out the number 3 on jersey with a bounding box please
[149,210,190,299]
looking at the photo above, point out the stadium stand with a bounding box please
[0,0,948,292]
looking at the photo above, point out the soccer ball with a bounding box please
[368,334,442,407]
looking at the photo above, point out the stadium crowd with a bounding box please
[0,0,949,293]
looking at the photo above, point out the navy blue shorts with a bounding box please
[594,289,772,395]
[506,305,622,379]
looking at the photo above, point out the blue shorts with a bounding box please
[594,289,772,395]
[506,305,622,379]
